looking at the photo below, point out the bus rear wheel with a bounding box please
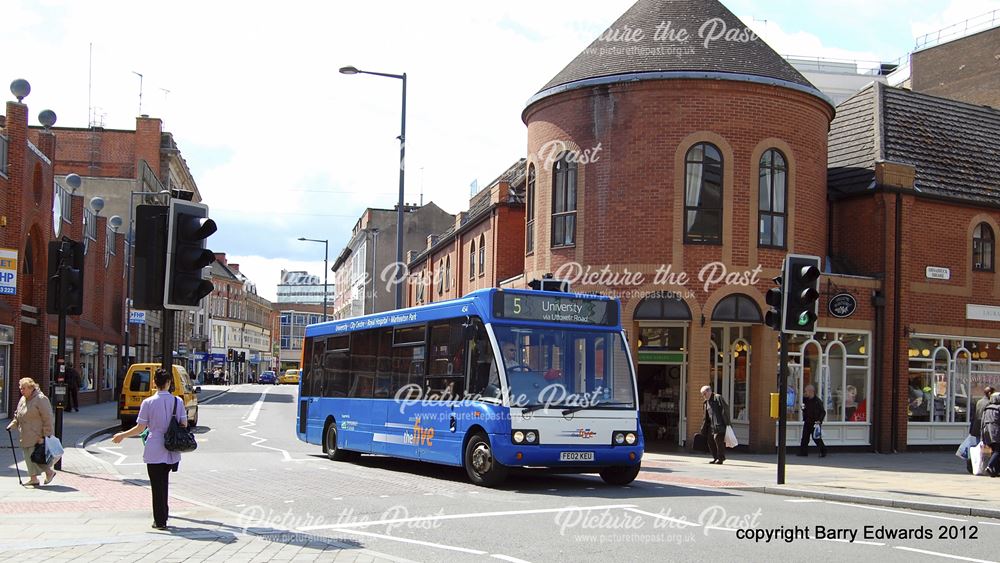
[464,433,508,487]
[599,464,641,486]
[325,424,356,462]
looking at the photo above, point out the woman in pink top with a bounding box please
[113,368,187,529]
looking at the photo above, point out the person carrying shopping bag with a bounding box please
[798,384,828,458]
[980,393,1000,477]
[5,378,56,486]
[113,368,189,529]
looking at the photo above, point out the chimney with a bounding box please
[229,263,240,273]
[455,212,467,229]
[214,253,227,266]
[426,234,439,250]
[406,250,418,263]
[37,130,56,160]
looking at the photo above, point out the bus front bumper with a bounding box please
[493,441,643,469]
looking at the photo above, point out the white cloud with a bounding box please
[909,0,1000,46]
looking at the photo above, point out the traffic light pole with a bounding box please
[777,330,789,485]
[161,308,175,375]
[52,241,73,471]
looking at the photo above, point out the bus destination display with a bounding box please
[494,293,618,326]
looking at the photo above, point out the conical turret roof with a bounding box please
[530,0,826,108]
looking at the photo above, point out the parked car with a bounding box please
[279,369,301,385]
[258,370,277,385]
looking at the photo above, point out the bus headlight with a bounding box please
[625,432,637,445]
[525,431,537,444]
[614,432,625,445]
[513,431,525,444]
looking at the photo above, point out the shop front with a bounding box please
[907,334,1000,445]
[709,294,763,445]
[0,325,12,420]
[80,340,99,398]
[781,330,872,446]
[633,295,691,451]
[103,344,117,395]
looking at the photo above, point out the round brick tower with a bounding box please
[521,0,835,451]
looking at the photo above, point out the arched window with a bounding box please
[551,153,577,247]
[445,256,451,291]
[437,260,444,295]
[973,223,994,271]
[469,240,476,280]
[478,234,486,276]
[684,143,723,244]
[758,149,787,248]
[526,164,536,254]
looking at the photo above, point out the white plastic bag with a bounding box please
[956,435,976,460]
[813,424,823,440]
[971,443,990,476]
[45,435,64,465]
[724,426,738,448]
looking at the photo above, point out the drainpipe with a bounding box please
[872,289,884,451]
[891,192,902,452]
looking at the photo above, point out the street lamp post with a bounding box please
[124,189,170,372]
[340,65,406,310]
[297,237,329,322]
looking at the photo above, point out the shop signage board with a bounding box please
[0,248,17,295]
[967,304,1000,322]
[828,293,857,318]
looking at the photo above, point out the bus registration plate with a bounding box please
[559,451,595,462]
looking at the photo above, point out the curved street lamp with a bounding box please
[340,65,407,310]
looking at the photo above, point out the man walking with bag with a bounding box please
[65,363,80,412]
[799,384,827,457]
[700,385,730,464]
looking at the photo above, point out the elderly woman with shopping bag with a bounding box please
[5,378,57,486]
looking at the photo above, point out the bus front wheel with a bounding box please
[325,424,355,462]
[464,433,508,487]
[599,464,641,486]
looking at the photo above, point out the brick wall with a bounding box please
[911,27,1000,108]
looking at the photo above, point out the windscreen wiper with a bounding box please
[521,404,547,414]
[561,402,631,415]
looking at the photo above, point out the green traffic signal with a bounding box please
[798,311,810,326]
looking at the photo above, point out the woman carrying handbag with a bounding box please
[5,378,56,486]
[113,368,189,529]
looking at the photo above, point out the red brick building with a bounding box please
[406,160,526,306]
[1,81,127,417]
[495,0,1000,453]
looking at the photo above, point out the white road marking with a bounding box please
[785,499,822,503]
[491,554,533,563]
[818,538,885,546]
[977,521,1000,526]
[624,508,700,527]
[893,546,993,562]
[237,388,309,462]
[825,501,967,522]
[299,504,639,532]
[97,447,145,466]
[245,387,270,423]
[326,528,486,555]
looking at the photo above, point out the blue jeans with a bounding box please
[988,443,1000,474]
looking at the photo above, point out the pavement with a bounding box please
[2,390,998,560]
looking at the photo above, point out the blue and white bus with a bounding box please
[295,287,643,486]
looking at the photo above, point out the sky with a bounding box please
[5,0,999,301]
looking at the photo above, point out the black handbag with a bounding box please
[163,398,197,453]
[30,442,48,464]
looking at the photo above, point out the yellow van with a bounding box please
[119,363,200,429]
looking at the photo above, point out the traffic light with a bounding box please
[764,277,783,332]
[227,348,234,362]
[133,204,169,310]
[164,200,217,310]
[783,254,822,335]
[46,238,84,315]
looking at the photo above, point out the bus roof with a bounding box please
[305,288,622,337]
